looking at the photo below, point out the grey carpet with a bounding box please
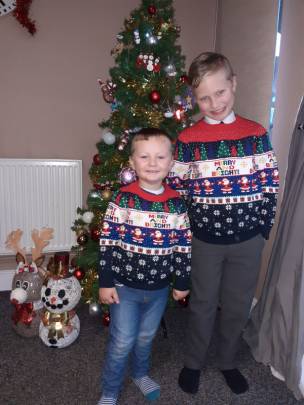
[0,291,303,405]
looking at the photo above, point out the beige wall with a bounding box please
[215,0,278,128]
[0,0,217,203]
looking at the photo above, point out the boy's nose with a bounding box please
[210,97,218,109]
[148,158,157,166]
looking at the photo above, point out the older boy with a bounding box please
[167,52,279,395]
[98,128,192,405]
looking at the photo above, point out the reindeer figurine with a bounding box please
[6,228,54,337]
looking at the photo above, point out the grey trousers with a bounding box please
[185,234,265,370]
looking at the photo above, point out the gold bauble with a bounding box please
[101,188,112,200]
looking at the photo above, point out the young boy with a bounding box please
[97,128,192,405]
[167,52,279,395]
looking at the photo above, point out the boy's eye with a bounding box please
[216,90,225,96]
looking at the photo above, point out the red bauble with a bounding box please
[93,153,101,165]
[102,312,111,327]
[90,228,101,241]
[147,5,157,15]
[180,74,189,84]
[149,90,161,104]
[74,267,85,280]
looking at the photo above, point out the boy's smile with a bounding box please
[129,135,173,190]
[194,68,237,122]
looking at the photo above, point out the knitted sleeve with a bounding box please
[172,199,192,291]
[255,133,279,239]
[98,191,127,288]
[166,138,191,196]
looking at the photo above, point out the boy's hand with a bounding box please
[99,287,120,305]
[172,289,190,301]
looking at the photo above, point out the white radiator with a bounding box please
[0,159,82,255]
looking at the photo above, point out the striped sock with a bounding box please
[133,376,160,401]
[97,396,117,405]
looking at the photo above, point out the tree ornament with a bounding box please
[164,109,174,118]
[149,90,161,104]
[119,167,137,185]
[82,211,94,224]
[101,188,112,201]
[12,0,36,35]
[102,131,116,145]
[77,233,89,246]
[73,267,85,281]
[174,105,185,121]
[164,63,177,77]
[133,28,140,44]
[93,153,101,165]
[98,79,116,103]
[90,227,101,241]
[148,5,157,15]
[89,302,101,316]
[102,311,111,327]
[180,74,189,84]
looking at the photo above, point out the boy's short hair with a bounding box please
[188,52,235,88]
[130,127,174,154]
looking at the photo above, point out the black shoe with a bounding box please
[220,368,249,394]
[178,367,201,394]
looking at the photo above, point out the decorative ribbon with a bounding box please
[12,302,35,325]
[42,311,70,340]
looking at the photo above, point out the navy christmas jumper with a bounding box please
[167,115,279,244]
[98,181,192,291]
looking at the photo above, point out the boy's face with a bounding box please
[129,135,173,190]
[194,68,237,122]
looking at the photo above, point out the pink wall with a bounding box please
[0,0,217,202]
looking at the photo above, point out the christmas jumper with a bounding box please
[98,181,192,291]
[167,115,279,244]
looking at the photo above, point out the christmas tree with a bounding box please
[72,0,197,305]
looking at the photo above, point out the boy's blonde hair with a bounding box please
[130,128,174,155]
[188,52,235,88]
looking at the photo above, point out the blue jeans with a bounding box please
[102,283,169,398]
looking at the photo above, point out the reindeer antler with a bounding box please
[5,229,27,263]
[31,228,54,262]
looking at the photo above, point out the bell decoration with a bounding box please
[164,63,177,77]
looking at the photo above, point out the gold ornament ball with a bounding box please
[101,188,112,200]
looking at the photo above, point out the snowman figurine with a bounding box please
[39,258,82,348]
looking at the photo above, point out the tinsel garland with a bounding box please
[13,0,36,35]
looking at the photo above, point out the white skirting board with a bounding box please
[0,269,14,291]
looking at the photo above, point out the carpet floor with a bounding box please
[0,291,303,405]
